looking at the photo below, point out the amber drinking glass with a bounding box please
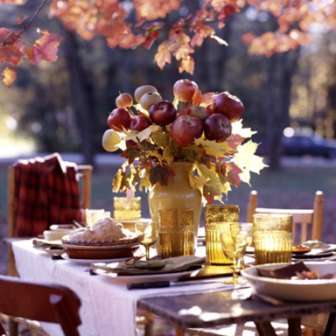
[158,208,195,258]
[205,204,240,264]
[253,213,293,264]
[113,196,141,221]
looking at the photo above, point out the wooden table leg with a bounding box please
[288,318,302,336]
[175,325,186,336]
[255,321,277,336]
[323,313,336,336]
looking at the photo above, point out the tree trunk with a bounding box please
[265,49,300,170]
[59,24,96,165]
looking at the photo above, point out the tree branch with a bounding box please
[0,0,50,45]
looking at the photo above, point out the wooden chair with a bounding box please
[6,164,93,275]
[247,190,324,243]
[0,275,81,336]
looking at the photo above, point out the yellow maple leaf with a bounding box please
[195,138,232,157]
[231,120,257,138]
[232,140,267,184]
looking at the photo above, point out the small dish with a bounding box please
[242,261,336,301]
[62,243,139,259]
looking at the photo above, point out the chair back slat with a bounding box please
[77,165,93,209]
[312,191,324,240]
[0,276,81,336]
[7,167,15,238]
[248,190,324,243]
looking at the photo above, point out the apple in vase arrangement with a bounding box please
[173,79,199,102]
[139,92,163,110]
[130,114,152,131]
[116,93,133,109]
[107,108,131,131]
[213,91,245,121]
[171,115,203,146]
[134,85,158,103]
[149,101,177,126]
[204,113,232,141]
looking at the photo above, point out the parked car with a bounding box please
[282,128,336,158]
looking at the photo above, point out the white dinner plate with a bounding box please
[242,261,336,301]
[93,267,196,285]
[62,253,128,265]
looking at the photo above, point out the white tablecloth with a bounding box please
[12,240,229,336]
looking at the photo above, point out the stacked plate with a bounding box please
[62,234,141,260]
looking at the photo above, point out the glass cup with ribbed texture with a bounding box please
[253,213,293,264]
[205,204,240,264]
[113,196,141,221]
[158,208,195,258]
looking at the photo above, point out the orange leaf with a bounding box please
[2,67,16,86]
[26,31,61,64]
[154,41,172,69]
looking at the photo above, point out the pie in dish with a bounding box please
[62,218,141,259]
[62,217,141,246]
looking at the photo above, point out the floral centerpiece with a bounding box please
[102,79,266,233]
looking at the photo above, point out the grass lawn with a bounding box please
[1,164,335,241]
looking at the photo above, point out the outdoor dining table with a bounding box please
[11,239,336,336]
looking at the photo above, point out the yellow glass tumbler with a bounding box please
[205,204,240,264]
[253,213,293,264]
[158,208,195,258]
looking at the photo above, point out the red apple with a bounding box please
[115,93,133,108]
[149,101,177,126]
[213,91,245,121]
[130,114,152,131]
[134,85,157,103]
[171,115,203,146]
[173,79,199,102]
[204,113,231,141]
[107,108,131,131]
[139,91,162,110]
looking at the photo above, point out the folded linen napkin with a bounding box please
[95,256,205,275]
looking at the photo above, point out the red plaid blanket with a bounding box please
[13,153,82,237]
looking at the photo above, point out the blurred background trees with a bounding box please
[0,0,335,169]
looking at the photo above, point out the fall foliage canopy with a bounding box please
[0,0,336,85]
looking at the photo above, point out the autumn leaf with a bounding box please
[154,41,172,69]
[134,0,181,21]
[227,162,242,187]
[2,67,16,86]
[195,137,232,157]
[231,120,257,138]
[126,125,161,143]
[26,31,61,64]
[232,140,267,184]
[226,134,245,149]
[0,28,22,65]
